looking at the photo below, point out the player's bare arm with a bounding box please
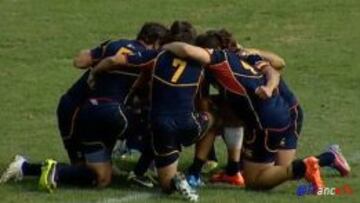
[163,42,212,65]
[87,53,129,88]
[255,62,281,99]
[240,48,286,70]
[73,49,94,69]
[91,52,128,75]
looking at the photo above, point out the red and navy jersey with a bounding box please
[126,50,204,115]
[65,39,146,104]
[207,50,297,129]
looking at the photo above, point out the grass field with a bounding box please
[0,0,359,202]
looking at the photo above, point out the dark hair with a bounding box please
[136,22,169,44]
[195,29,238,52]
[161,21,197,45]
[195,30,220,49]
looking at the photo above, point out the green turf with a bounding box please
[0,0,359,202]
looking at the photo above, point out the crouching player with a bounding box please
[163,33,351,192]
[90,21,214,201]
[0,23,168,191]
[174,30,351,189]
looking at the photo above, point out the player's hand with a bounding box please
[87,70,96,89]
[255,86,273,99]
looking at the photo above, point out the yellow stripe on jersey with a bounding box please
[240,60,258,75]
[153,75,199,87]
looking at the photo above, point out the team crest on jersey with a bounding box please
[126,44,135,49]
[280,137,286,147]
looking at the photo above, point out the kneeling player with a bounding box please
[179,30,351,189]
[163,32,350,192]
[0,22,168,191]
[91,21,214,201]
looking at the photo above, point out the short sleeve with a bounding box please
[210,50,226,65]
[90,40,111,60]
[126,49,159,69]
[244,54,270,71]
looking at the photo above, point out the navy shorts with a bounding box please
[278,105,303,150]
[242,105,303,163]
[151,112,211,156]
[57,96,127,163]
[121,104,151,152]
[57,95,84,163]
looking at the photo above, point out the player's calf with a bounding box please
[243,156,324,192]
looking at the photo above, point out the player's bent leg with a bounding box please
[185,112,215,187]
[243,156,325,191]
[276,149,296,166]
[275,126,298,166]
[57,95,85,165]
[128,143,156,188]
[86,161,112,188]
[83,148,114,188]
[276,105,301,166]
[155,153,199,202]
[242,125,324,191]
[211,127,245,187]
[187,129,216,187]
[155,154,179,192]
[39,159,98,192]
[243,160,290,189]
[210,148,245,187]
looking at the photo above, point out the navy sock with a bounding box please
[238,159,244,171]
[226,160,239,176]
[187,157,206,176]
[134,148,154,176]
[316,152,335,167]
[55,163,97,186]
[21,162,42,176]
[291,159,306,179]
[207,145,218,162]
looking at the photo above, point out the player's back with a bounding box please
[208,50,291,129]
[89,39,146,102]
[151,51,204,115]
[64,39,146,105]
[207,50,266,98]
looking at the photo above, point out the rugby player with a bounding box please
[0,22,168,191]
[178,30,351,188]
[90,21,214,202]
[186,29,290,187]
[162,32,350,191]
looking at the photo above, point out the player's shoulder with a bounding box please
[210,49,229,64]
[107,39,134,49]
[160,50,202,66]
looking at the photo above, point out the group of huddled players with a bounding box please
[0,21,351,201]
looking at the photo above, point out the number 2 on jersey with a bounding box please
[171,58,187,83]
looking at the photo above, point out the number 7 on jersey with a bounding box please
[171,58,187,83]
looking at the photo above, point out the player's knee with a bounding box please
[155,153,179,168]
[87,162,113,188]
[95,171,112,188]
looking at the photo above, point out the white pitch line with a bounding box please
[96,192,157,203]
